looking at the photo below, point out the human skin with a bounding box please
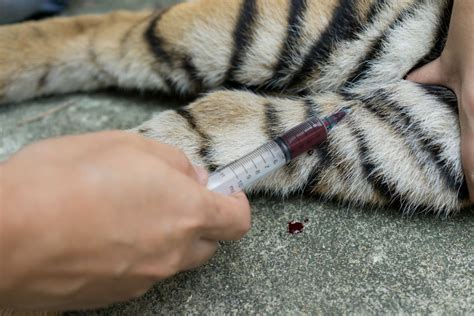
[0,131,251,311]
[407,0,474,200]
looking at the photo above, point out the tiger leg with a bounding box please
[131,90,382,204]
[132,88,467,214]
[0,0,297,104]
[0,0,352,104]
[0,11,158,104]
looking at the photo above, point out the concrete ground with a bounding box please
[1,0,473,314]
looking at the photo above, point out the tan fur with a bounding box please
[0,0,470,311]
[0,0,467,206]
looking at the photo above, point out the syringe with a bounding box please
[207,107,351,195]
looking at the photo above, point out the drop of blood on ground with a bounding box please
[288,221,305,234]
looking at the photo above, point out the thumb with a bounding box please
[201,192,251,241]
[406,58,447,86]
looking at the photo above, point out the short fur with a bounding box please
[0,0,470,215]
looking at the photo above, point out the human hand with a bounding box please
[407,0,474,201]
[0,131,251,311]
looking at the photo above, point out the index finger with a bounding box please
[200,191,252,241]
[127,133,206,183]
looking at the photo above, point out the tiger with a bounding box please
[0,0,471,216]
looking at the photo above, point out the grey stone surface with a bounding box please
[1,0,473,314]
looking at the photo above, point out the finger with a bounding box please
[130,134,207,184]
[180,240,218,272]
[200,191,251,241]
[406,58,447,86]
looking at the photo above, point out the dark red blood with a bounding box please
[280,118,327,159]
[288,221,305,234]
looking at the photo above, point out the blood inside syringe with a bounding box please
[276,108,349,161]
[206,108,351,195]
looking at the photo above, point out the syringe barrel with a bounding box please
[206,140,288,195]
[278,116,327,159]
[207,108,350,195]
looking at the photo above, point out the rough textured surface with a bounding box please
[1,0,473,314]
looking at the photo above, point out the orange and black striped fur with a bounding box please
[0,0,470,215]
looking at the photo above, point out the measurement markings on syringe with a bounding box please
[268,145,282,165]
[259,152,271,170]
[248,152,261,176]
[206,109,349,195]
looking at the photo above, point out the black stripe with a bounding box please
[137,127,152,134]
[88,44,118,84]
[417,82,467,204]
[264,103,282,139]
[145,9,172,65]
[459,179,470,202]
[350,121,437,213]
[175,108,218,172]
[344,3,420,87]
[145,9,199,95]
[350,123,396,203]
[344,0,425,88]
[120,15,150,59]
[36,65,50,91]
[263,102,310,179]
[344,89,467,201]
[304,140,334,195]
[222,80,249,91]
[303,98,356,193]
[302,99,331,193]
[408,0,453,74]
[303,98,322,118]
[224,0,258,86]
[144,10,174,92]
[365,0,390,24]
[265,0,309,89]
[182,55,205,92]
[419,84,458,112]
[287,0,362,89]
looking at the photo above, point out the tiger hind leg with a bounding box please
[0,0,303,104]
[132,88,467,214]
[131,90,382,205]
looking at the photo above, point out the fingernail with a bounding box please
[193,165,208,186]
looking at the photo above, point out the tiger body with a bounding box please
[0,0,470,215]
